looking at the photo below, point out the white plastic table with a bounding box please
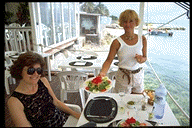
[76,93,180,127]
[58,52,118,76]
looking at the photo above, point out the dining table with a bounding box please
[58,51,118,76]
[76,93,180,127]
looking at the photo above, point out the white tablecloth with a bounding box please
[76,93,180,127]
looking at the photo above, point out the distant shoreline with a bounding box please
[106,23,186,31]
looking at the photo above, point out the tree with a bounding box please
[80,2,109,16]
[94,2,109,16]
[80,2,95,13]
[16,2,30,26]
[110,15,118,20]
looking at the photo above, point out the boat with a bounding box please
[150,30,173,36]
[4,2,189,127]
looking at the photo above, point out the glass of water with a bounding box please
[119,88,125,102]
[118,88,126,114]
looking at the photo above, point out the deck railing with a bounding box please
[5,26,33,52]
[146,59,189,125]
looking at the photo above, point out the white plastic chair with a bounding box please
[5,51,18,57]
[5,55,16,95]
[57,71,88,108]
[107,71,117,93]
[63,103,81,127]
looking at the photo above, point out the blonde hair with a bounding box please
[118,9,140,27]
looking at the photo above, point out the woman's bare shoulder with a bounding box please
[7,96,24,110]
[111,38,120,48]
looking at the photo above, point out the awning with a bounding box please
[175,2,190,19]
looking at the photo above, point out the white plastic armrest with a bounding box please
[65,103,81,113]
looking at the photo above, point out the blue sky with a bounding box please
[103,2,189,28]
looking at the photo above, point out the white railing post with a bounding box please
[5,27,33,52]
[29,2,38,52]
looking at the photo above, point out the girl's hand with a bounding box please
[135,54,146,63]
[98,72,106,77]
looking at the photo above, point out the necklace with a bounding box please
[124,34,135,40]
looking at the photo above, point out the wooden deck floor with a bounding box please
[4,73,89,127]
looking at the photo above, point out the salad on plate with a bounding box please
[84,76,112,93]
[117,117,148,127]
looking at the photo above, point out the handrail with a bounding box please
[144,12,187,36]
[5,27,33,52]
[146,60,190,121]
[5,26,31,29]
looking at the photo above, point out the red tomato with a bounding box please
[100,89,106,92]
[120,122,130,127]
[92,76,102,84]
[85,87,90,90]
[140,123,147,126]
[125,117,136,124]
[107,79,111,84]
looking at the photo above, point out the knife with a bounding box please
[87,115,113,118]
[145,120,157,126]
[92,97,111,101]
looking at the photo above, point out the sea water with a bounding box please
[144,28,189,116]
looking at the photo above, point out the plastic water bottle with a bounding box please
[153,83,167,119]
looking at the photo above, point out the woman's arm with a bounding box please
[99,39,120,77]
[7,97,32,127]
[40,77,81,119]
[135,35,147,63]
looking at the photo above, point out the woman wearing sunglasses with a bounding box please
[7,51,81,127]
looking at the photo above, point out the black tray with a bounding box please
[84,96,118,123]
[77,56,97,60]
[69,61,93,66]
[114,56,118,60]
[114,62,119,66]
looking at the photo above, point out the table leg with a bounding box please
[79,88,85,108]
[46,56,52,81]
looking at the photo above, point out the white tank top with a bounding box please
[116,35,143,70]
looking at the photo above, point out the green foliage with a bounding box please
[80,2,109,16]
[4,11,14,24]
[16,2,30,26]
[110,15,118,20]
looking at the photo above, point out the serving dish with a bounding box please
[83,76,112,93]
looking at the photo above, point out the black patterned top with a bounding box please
[11,80,69,127]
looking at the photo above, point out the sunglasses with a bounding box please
[27,67,43,75]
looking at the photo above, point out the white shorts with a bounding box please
[114,68,144,94]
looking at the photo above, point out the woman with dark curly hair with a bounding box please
[7,51,81,127]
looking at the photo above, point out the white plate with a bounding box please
[82,77,112,94]
[116,119,152,127]
[74,61,86,65]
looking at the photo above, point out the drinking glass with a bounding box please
[118,88,125,103]
[80,51,84,62]
[118,88,126,114]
